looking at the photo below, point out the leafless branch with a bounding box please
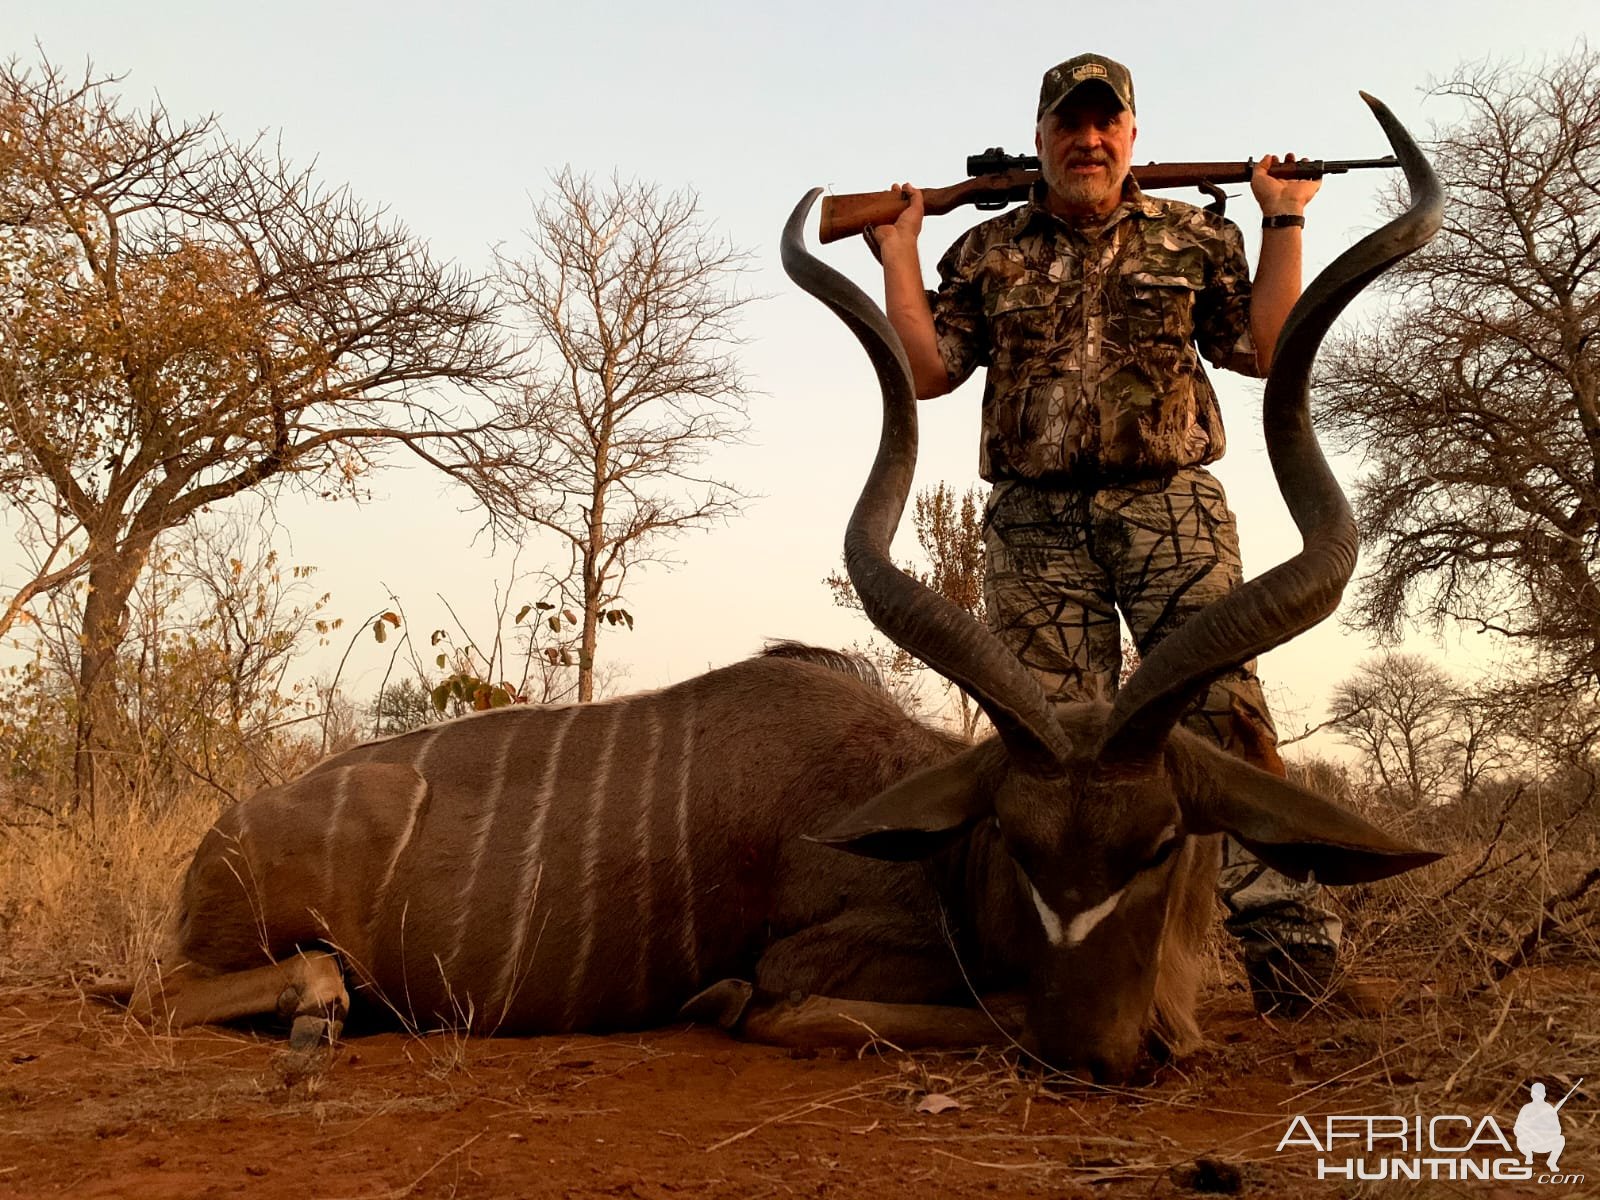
[1314,49,1600,699]
[493,169,756,699]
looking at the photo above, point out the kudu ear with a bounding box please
[809,742,1003,862]
[1167,732,1442,885]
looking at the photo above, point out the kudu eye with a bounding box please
[1142,834,1184,871]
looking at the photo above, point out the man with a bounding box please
[1514,1082,1568,1171]
[866,52,1337,1015]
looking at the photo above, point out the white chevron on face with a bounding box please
[1063,888,1125,948]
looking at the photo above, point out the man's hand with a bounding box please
[863,182,925,264]
[1251,153,1320,217]
[865,182,950,398]
[1249,153,1317,373]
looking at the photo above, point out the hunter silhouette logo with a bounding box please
[1277,1078,1584,1184]
[1516,1079,1580,1172]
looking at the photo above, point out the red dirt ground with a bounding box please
[0,977,1568,1200]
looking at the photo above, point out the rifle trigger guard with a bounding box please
[1196,180,1227,216]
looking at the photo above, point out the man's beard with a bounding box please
[1041,155,1122,210]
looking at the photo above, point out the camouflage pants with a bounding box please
[982,469,1340,949]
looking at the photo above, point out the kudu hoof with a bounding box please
[287,1014,342,1052]
[275,960,349,1052]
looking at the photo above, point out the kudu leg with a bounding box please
[742,992,1024,1050]
[681,978,1023,1049]
[128,950,349,1043]
[754,909,968,1003]
[683,909,1026,1051]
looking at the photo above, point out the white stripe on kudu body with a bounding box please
[370,729,440,920]
[631,706,664,1011]
[322,767,354,903]
[227,801,270,953]
[564,706,621,1027]
[672,689,700,982]
[490,706,580,1023]
[438,716,519,982]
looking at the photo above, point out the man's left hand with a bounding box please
[1252,153,1321,217]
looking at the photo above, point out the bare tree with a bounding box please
[1328,652,1461,808]
[1473,671,1600,783]
[0,60,540,816]
[494,170,754,700]
[1445,683,1519,803]
[1314,49,1600,703]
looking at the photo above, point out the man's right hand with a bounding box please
[863,182,925,263]
[868,182,950,399]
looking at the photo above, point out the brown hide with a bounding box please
[175,655,983,1034]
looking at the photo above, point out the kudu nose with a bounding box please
[1027,1028,1140,1085]
[1076,1050,1133,1086]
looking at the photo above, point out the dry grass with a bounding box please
[0,789,221,991]
[1318,818,1599,1130]
[2,775,1596,1196]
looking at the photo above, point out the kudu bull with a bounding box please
[117,95,1442,1082]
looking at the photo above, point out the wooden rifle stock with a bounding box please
[817,156,1399,244]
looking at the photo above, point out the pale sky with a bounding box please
[2,2,1594,747]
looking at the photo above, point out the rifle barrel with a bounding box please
[1133,157,1398,188]
[816,155,1399,244]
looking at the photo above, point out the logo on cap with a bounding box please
[1037,53,1135,119]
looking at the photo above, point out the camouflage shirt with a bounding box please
[930,183,1261,483]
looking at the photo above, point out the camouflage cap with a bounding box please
[1037,53,1135,120]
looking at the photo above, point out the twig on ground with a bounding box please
[1434,786,1526,902]
[838,1012,905,1057]
[1441,983,1517,1096]
[705,1078,889,1153]
[335,1130,484,1200]
[1492,865,1600,981]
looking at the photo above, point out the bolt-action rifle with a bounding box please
[816,148,1399,244]
[1554,1079,1584,1112]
